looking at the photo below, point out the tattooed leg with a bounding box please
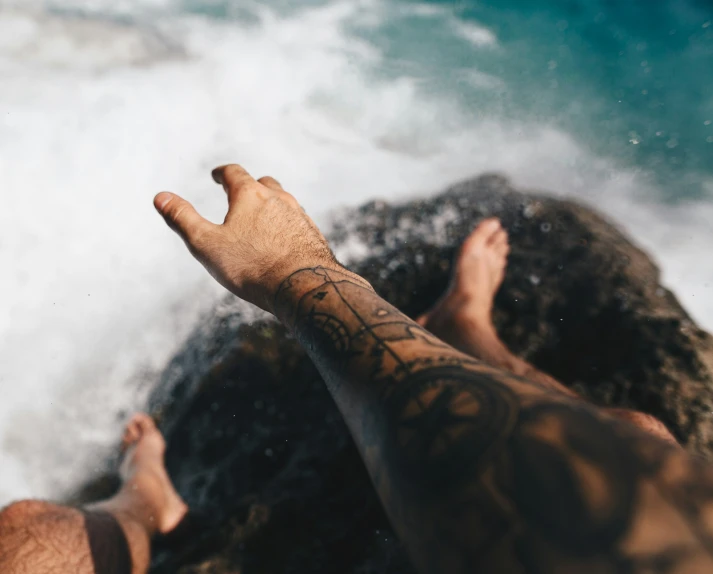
[418,218,677,444]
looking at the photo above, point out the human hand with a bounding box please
[154,164,342,314]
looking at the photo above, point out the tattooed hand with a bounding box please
[154,164,365,313]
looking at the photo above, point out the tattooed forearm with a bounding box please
[274,266,713,574]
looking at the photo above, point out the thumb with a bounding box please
[154,192,212,245]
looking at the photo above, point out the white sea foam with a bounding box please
[451,19,498,47]
[0,0,712,502]
[0,10,183,69]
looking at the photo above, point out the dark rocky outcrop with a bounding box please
[75,175,713,573]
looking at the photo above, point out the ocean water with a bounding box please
[0,0,712,502]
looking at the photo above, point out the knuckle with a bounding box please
[258,176,281,189]
[170,201,188,222]
[279,190,300,208]
[189,225,212,248]
[265,194,289,211]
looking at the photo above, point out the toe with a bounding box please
[132,413,157,438]
[488,228,508,247]
[461,218,501,255]
[493,234,510,257]
[484,226,508,261]
[121,420,140,451]
[478,218,502,240]
[121,413,156,449]
[121,429,133,451]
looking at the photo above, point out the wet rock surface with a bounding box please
[75,174,713,573]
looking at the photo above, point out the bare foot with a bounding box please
[118,413,188,534]
[418,218,509,341]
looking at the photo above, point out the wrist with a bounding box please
[268,262,372,324]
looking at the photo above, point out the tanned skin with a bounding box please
[0,414,187,574]
[151,164,713,574]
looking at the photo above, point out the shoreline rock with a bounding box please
[74,174,713,573]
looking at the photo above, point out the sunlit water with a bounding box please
[1,0,712,502]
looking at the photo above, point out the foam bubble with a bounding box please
[451,19,498,47]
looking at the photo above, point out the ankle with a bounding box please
[447,298,495,335]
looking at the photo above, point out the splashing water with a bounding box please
[0,0,712,501]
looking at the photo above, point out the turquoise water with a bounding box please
[175,0,713,199]
[405,0,712,199]
[422,0,713,199]
[1,0,712,500]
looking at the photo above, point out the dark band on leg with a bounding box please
[83,510,132,574]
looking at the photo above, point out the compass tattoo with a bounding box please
[274,266,713,574]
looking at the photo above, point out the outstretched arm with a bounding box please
[155,165,713,573]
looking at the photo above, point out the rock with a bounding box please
[75,174,713,572]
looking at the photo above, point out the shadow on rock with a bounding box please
[72,175,713,573]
